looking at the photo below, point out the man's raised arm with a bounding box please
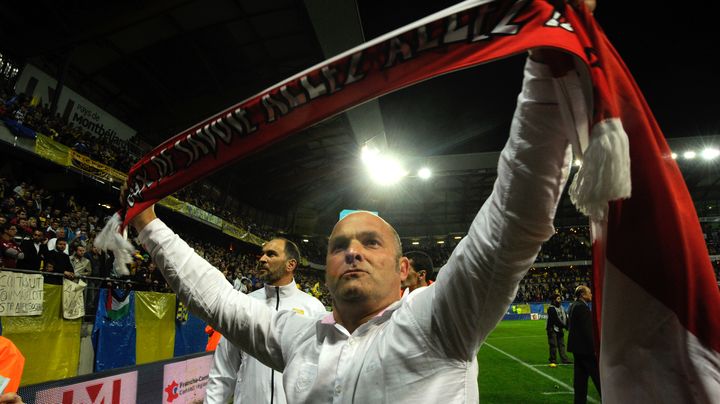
[424,54,586,360]
[131,209,287,371]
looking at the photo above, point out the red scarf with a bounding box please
[118,1,719,399]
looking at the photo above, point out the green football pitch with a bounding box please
[478,320,602,403]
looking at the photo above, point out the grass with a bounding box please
[478,320,602,403]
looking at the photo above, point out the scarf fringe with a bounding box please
[94,212,133,276]
[569,118,632,221]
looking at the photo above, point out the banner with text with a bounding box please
[62,279,86,320]
[0,271,43,316]
[70,151,127,183]
[221,221,265,246]
[16,64,136,140]
[1,284,81,384]
[158,196,223,228]
[35,370,137,404]
[162,355,212,404]
[34,134,72,167]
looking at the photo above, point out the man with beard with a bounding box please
[204,238,326,404]
[400,250,435,292]
[44,238,73,285]
[18,229,48,271]
[546,294,571,366]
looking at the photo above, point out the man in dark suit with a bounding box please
[44,238,73,285]
[567,285,601,404]
[18,229,48,271]
[546,294,571,365]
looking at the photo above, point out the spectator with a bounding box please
[70,245,91,279]
[47,228,70,254]
[0,223,23,268]
[44,238,73,284]
[18,229,47,271]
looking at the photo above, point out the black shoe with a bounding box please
[561,360,573,364]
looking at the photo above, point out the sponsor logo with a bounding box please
[164,380,179,403]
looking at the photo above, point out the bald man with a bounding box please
[568,285,601,403]
[129,50,582,402]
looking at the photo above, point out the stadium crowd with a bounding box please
[2,169,719,316]
[0,87,142,172]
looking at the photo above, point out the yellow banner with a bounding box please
[135,291,176,365]
[158,196,223,228]
[2,284,81,385]
[510,304,531,314]
[70,150,126,183]
[221,221,265,246]
[34,134,71,166]
[33,134,127,183]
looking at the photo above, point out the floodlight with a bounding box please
[418,167,431,179]
[701,148,719,160]
[683,151,696,160]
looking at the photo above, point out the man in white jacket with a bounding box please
[131,47,587,402]
[204,238,326,404]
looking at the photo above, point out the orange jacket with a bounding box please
[205,325,222,352]
[0,336,25,393]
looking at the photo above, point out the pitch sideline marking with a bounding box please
[483,342,599,404]
[485,335,544,340]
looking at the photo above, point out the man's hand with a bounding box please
[529,0,597,76]
[64,271,75,280]
[0,393,23,404]
[119,182,157,233]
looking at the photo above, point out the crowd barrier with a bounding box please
[0,270,208,387]
[17,351,213,404]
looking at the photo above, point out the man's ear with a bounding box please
[286,259,298,272]
[418,270,426,280]
[399,257,410,281]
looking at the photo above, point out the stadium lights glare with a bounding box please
[436,240,445,244]
[411,241,420,245]
[453,236,462,240]
[361,145,380,164]
[302,239,309,243]
[671,152,678,160]
[418,167,432,179]
[701,148,720,160]
[683,151,696,160]
[573,159,582,167]
[361,145,408,185]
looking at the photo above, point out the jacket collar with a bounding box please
[264,279,298,299]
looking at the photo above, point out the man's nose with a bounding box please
[344,243,363,265]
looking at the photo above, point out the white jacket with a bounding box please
[204,280,326,404]
[139,58,581,403]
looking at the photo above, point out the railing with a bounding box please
[0,267,159,322]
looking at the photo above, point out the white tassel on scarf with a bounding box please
[552,61,632,222]
[94,212,133,276]
[570,118,632,221]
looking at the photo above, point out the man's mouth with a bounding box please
[342,269,367,277]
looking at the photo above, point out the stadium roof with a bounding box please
[1,0,718,236]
